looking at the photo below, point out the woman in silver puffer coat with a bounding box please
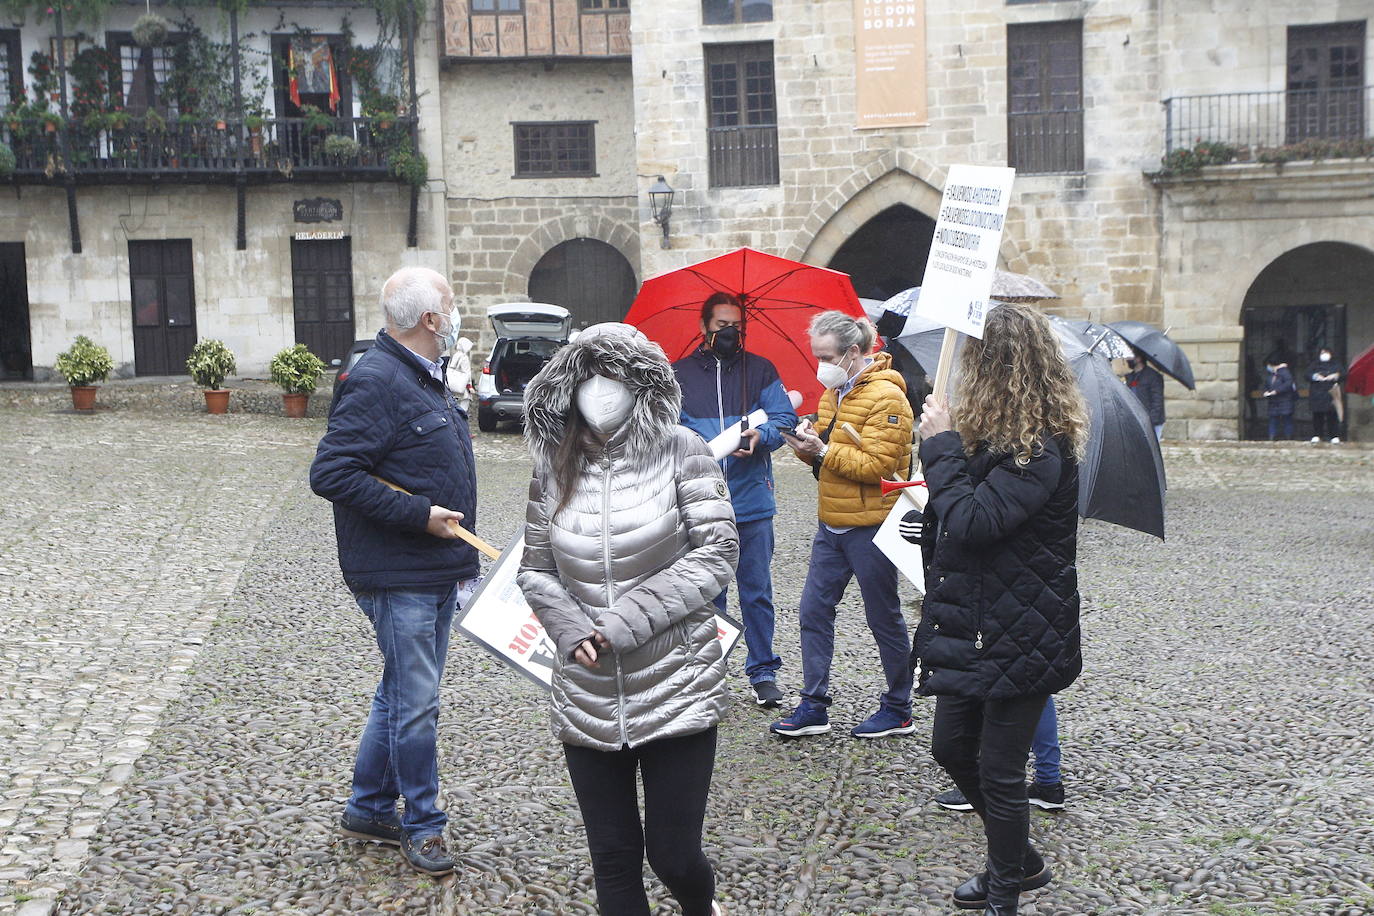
[518,324,738,916]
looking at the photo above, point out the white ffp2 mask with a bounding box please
[576,375,635,435]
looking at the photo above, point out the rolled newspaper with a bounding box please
[707,408,768,460]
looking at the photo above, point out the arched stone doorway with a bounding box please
[528,238,638,331]
[827,204,937,300]
[1240,241,1374,441]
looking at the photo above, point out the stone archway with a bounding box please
[827,204,936,300]
[1239,241,1374,441]
[528,239,638,329]
[503,212,640,299]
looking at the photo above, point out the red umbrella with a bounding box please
[623,248,865,414]
[1347,343,1374,396]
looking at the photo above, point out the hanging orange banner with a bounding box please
[854,0,928,129]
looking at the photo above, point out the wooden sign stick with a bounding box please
[371,475,502,560]
[929,326,960,404]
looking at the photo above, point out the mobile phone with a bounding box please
[776,424,797,437]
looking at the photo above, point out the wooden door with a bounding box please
[1287,22,1365,142]
[0,242,31,380]
[291,238,355,365]
[130,239,197,376]
[527,238,637,329]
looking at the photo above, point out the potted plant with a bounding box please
[245,112,265,156]
[144,109,166,134]
[54,335,114,411]
[389,148,429,188]
[301,104,334,134]
[269,343,325,418]
[322,133,360,161]
[0,142,15,179]
[186,339,237,414]
[132,13,171,49]
[40,110,62,134]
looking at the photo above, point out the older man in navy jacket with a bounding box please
[673,292,798,708]
[310,266,478,877]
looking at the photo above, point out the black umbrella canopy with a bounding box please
[1109,320,1196,390]
[1068,347,1166,539]
[1048,316,1134,360]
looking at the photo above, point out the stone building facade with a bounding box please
[5,0,1371,440]
[0,2,447,379]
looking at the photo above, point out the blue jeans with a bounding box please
[346,583,457,838]
[1031,695,1061,785]
[1268,414,1293,440]
[798,524,912,715]
[713,517,781,685]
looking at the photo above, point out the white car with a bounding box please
[475,302,572,432]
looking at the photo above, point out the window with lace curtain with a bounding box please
[108,34,180,116]
[0,32,20,112]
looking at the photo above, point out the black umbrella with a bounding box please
[1108,320,1195,390]
[894,309,1166,539]
[1047,316,1134,360]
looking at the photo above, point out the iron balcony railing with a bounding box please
[0,115,416,183]
[708,124,780,188]
[1008,108,1084,174]
[1164,86,1373,156]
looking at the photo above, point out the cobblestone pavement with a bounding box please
[2,407,1372,916]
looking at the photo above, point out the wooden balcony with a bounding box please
[440,0,630,61]
[1,116,417,186]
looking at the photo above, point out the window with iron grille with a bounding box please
[1006,20,1083,174]
[703,0,772,24]
[581,0,628,9]
[1286,21,1365,143]
[513,122,597,177]
[705,42,779,187]
[472,0,522,11]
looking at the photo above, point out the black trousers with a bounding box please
[563,727,717,916]
[932,693,1050,906]
[1312,410,1338,439]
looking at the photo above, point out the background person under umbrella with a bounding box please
[1125,347,1166,441]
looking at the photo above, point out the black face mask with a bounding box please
[709,326,742,358]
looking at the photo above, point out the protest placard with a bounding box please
[873,484,929,590]
[455,534,745,689]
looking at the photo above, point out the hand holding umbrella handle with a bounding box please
[371,475,501,560]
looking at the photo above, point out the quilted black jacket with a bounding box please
[912,430,1082,700]
[310,330,479,590]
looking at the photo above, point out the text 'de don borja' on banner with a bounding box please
[854,0,928,129]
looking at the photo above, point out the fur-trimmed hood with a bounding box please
[524,324,682,472]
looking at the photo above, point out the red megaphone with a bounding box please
[880,479,928,496]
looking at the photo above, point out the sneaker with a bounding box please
[400,833,456,876]
[751,680,784,708]
[934,787,974,811]
[339,810,402,846]
[1310,436,1321,443]
[1332,437,1341,444]
[769,700,831,737]
[850,707,917,739]
[1027,781,1066,810]
[711,902,726,916]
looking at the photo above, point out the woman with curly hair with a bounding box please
[913,302,1089,915]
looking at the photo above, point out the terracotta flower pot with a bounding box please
[203,389,230,414]
[70,385,98,411]
[282,392,309,418]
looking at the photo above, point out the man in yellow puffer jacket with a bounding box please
[770,311,917,740]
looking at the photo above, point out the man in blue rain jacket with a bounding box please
[673,292,798,708]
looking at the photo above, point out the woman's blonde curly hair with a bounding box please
[953,302,1090,465]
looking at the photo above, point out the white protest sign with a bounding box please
[915,164,1016,340]
[873,484,929,591]
[455,534,745,690]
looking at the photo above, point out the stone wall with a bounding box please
[629,0,1166,321]
[2,181,446,379]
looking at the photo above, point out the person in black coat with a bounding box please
[914,303,1090,916]
[1263,360,1297,441]
[1124,347,1166,441]
[1306,348,1342,443]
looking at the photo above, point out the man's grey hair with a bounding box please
[809,310,875,354]
[380,266,452,331]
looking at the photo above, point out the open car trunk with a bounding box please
[494,338,562,393]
